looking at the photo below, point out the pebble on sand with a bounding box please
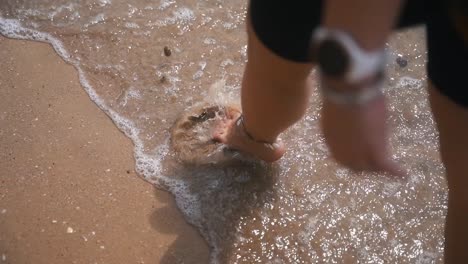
[163,46,171,57]
[396,56,408,68]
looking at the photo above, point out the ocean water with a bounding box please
[0,1,447,263]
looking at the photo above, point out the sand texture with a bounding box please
[0,37,209,264]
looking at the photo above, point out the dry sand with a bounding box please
[0,37,209,264]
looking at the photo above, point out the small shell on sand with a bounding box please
[170,104,240,165]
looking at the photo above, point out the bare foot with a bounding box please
[213,111,286,162]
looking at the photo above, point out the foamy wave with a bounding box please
[157,7,195,26]
[1,14,445,264]
[1,19,218,260]
[0,18,71,62]
[0,17,168,188]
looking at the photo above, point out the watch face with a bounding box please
[317,39,349,77]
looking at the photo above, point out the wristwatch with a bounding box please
[310,27,387,105]
[311,27,386,83]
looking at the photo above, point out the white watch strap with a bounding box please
[319,74,385,105]
[313,28,387,83]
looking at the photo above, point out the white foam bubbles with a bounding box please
[0,18,71,61]
[124,22,140,29]
[157,7,195,26]
[98,0,112,7]
[85,14,106,27]
[158,0,176,10]
[396,76,423,90]
[0,17,167,191]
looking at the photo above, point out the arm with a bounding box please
[320,0,405,175]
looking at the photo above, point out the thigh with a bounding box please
[249,0,426,64]
[426,0,468,108]
[245,17,313,86]
[428,83,468,263]
[428,84,468,196]
[249,0,322,63]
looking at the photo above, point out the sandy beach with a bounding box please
[0,1,447,258]
[0,37,209,263]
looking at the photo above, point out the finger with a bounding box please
[337,152,404,176]
[372,157,407,177]
[349,162,373,174]
[333,156,370,173]
[364,138,406,176]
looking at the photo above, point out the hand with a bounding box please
[320,80,405,176]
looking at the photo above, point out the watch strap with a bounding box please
[319,75,385,105]
[313,28,387,83]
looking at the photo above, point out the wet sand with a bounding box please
[0,37,209,264]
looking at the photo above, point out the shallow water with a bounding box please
[0,1,446,263]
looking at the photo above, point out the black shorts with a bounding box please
[250,0,468,107]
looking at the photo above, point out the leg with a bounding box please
[215,0,426,162]
[241,21,314,143]
[428,84,468,263]
[214,19,314,162]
